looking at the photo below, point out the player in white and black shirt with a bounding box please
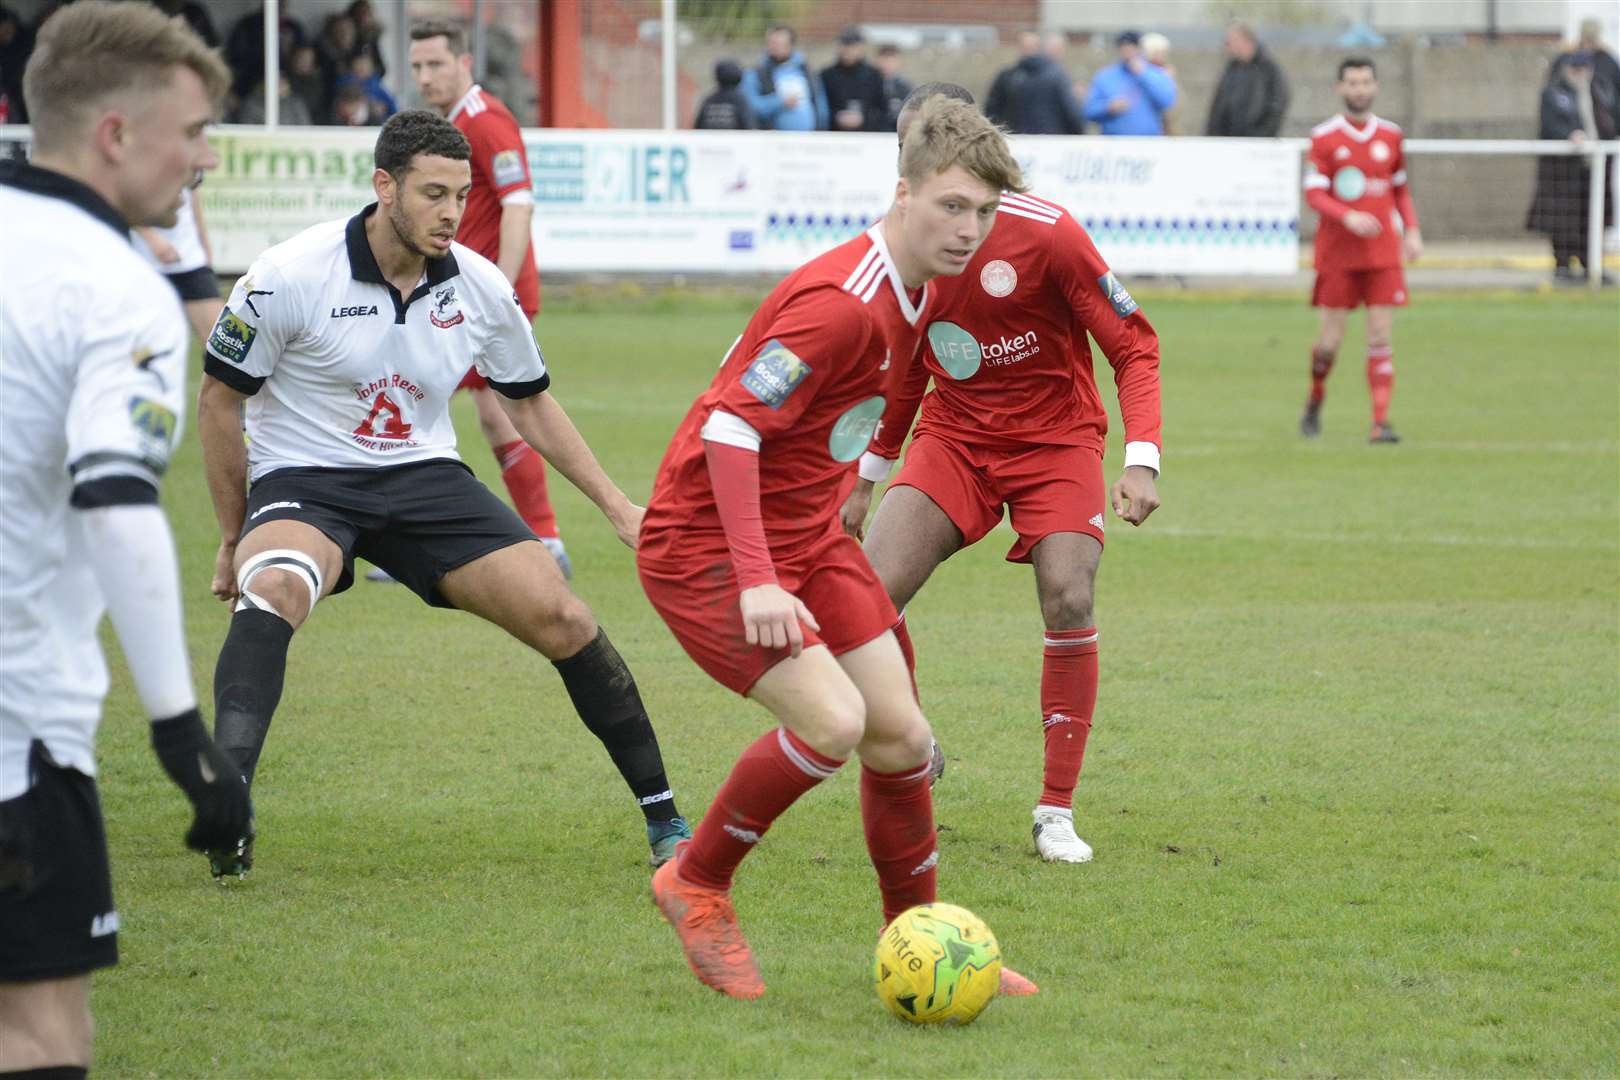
[0,5,249,1074]
[196,111,689,878]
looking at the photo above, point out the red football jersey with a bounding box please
[643,225,927,558]
[1305,113,1413,272]
[868,191,1161,469]
[450,85,540,315]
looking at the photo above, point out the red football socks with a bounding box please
[1039,627,1098,810]
[890,612,919,704]
[860,761,937,924]
[678,727,843,892]
[495,438,559,539]
[1366,346,1394,424]
[1309,346,1336,407]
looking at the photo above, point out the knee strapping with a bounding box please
[235,548,322,618]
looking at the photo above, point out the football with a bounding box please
[873,903,1002,1026]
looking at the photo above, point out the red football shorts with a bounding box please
[457,366,487,391]
[1311,266,1409,309]
[890,433,1106,563]
[637,525,898,696]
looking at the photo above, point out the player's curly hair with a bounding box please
[898,95,1027,195]
[24,0,229,153]
[373,109,472,179]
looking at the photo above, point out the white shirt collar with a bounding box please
[864,222,927,327]
[1337,113,1380,142]
[448,84,483,123]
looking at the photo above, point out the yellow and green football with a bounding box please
[873,903,1002,1026]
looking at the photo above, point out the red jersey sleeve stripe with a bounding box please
[1001,192,1064,218]
[998,204,1062,226]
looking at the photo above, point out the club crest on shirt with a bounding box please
[430,285,464,329]
[980,259,1017,298]
[739,339,810,410]
[1096,270,1138,318]
[1370,140,1391,162]
[207,309,256,363]
[491,149,527,188]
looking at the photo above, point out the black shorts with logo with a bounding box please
[0,742,119,982]
[241,458,536,607]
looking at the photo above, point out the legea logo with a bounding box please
[926,321,1040,379]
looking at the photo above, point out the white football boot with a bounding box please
[1032,806,1094,863]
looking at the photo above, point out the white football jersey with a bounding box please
[131,186,210,275]
[205,207,549,481]
[0,162,189,800]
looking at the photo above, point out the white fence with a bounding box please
[1,127,1613,285]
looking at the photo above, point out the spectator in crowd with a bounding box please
[694,59,755,129]
[335,52,397,119]
[985,28,1085,134]
[1141,31,1178,133]
[821,24,886,132]
[233,72,313,126]
[1206,22,1290,137]
[1527,50,1617,283]
[151,0,218,47]
[1577,18,1618,233]
[316,12,360,88]
[741,23,826,130]
[225,4,307,100]
[329,82,381,125]
[0,3,32,123]
[286,43,328,122]
[875,43,912,132]
[1041,30,1070,71]
[347,0,387,78]
[1084,30,1177,135]
[1579,18,1620,107]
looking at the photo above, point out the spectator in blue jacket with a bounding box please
[1084,30,1177,135]
[740,23,827,131]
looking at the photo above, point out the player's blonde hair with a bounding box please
[24,0,229,153]
[898,96,1027,195]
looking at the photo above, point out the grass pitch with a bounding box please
[88,290,1616,1077]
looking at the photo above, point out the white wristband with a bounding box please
[1123,441,1160,475]
[858,451,896,483]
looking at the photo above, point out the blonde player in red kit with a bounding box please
[1301,57,1422,444]
[841,84,1163,866]
[639,98,1035,1001]
[406,21,569,573]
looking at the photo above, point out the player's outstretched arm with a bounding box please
[499,391,642,548]
[79,505,252,851]
[198,374,253,601]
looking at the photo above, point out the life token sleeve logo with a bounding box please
[1096,271,1138,318]
[207,309,257,363]
[739,339,811,410]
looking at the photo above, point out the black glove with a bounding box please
[150,708,252,852]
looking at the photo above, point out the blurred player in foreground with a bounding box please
[0,4,251,1073]
[1301,58,1422,443]
[638,97,1036,1001]
[404,19,570,578]
[196,111,688,880]
[842,83,1163,865]
[133,181,224,347]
